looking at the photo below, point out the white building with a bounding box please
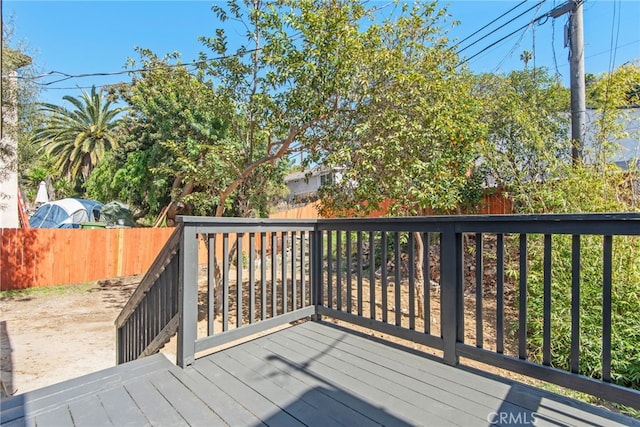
[284,166,343,203]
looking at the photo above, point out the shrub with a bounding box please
[513,164,640,390]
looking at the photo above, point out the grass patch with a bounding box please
[0,282,94,300]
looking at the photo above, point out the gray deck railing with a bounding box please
[116,214,640,410]
[115,225,182,364]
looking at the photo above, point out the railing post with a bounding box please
[441,223,461,366]
[177,224,198,368]
[116,326,123,365]
[310,227,322,321]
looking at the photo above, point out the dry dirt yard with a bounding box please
[0,276,143,397]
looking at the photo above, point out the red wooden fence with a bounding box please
[1,228,174,290]
[1,193,512,291]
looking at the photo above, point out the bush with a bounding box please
[525,234,640,389]
[512,164,640,390]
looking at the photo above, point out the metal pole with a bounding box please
[569,0,586,164]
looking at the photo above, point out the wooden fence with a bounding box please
[1,193,512,291]
[1,228,174,290]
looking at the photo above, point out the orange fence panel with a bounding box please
[0,228,174,291]
[1,192,513,290]
[269,202,321,219]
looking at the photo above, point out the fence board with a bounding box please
[1,192,513,291]
[1,228,175,290]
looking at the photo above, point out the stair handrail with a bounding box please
[115,224,183,329]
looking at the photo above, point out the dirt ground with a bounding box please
[0,271,479,398]
[0,276,142,397]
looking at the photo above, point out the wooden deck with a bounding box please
[1,321,638,427]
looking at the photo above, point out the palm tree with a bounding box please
[36,86,125,189]
[520,50,533,69]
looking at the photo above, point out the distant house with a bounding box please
[284,166,343,203]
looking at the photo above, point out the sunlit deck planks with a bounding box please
[2,321,638,427]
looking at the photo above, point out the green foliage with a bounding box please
[587,61,640,108]
[477,62,640,399]
[34,86,125,194]
[526,233,640,390]
[87,51,230,217]
[315,1,484,216]
[1,19,44,197]
[475,68,571,209]
[86,48,289,220]
[585,61,640,167]
[515,165,640,392]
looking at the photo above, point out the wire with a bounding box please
[492,24,532,72]
[492,2,546,72]
[554,40,639,69]
[608,0,622,75]
[450,0,528,50]
[458,17,546,67]
[457,0,547,54]
[33,82,130,91]
[532,20,537,77]
[551,0,561,76]
[11,48,260,85]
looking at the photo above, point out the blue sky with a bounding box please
[3,0,639,105]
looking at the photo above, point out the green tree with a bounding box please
[196,0,480,217]
[86,49,288,222]
[520,50,532,69]
[94,0,479,223]
[585,61,640,167]
[1,19,43,200]
[473,68,571,212]
[479,63,640,397]
[35,86,125,193]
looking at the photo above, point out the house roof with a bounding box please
[284,165,338,183]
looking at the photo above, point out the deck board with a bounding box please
[172,367,267,426]
[123,377,187,426]
[96,386,149,427]
[208,351,359,427]
[192,357,305,427]
[228,339,414,427]
[2,321,639,427]
[66,394,113,427]
[32,405,74,427]
[219,344,387,427]
[299,322,628,427]
[147,369,226,426]
[280,324,493,424]
[262,326,470,426]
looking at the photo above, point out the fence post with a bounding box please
[177,224,198,368]
[441,223,461,366]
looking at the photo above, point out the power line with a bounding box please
[458,18,546,67]
[551,0,561,75]
[492,2,547,72]
[457,0,547,54]
[451,0,528,50]
[554,39,639,69]
[11,48,260,85]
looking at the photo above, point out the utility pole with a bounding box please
[569,1,586,165]
[548,0,586,165]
